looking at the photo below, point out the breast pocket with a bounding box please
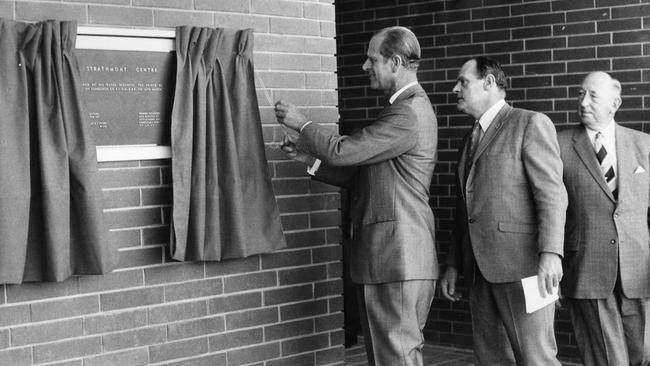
[364,165,396,224]
[498,222,537,234]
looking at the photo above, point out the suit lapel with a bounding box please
[615,125,634,207]
[572,126,615,202]
[458,131,472,195]
[472,104,510,163]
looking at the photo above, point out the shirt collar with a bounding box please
[389,81,418,104]
[477,99,506,132]
[585,120,616,142]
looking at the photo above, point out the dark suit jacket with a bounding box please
[297,84,438,284]
[446,104,567,283]
[559,124,650,299]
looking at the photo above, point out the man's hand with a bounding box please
[275,100,309,132]
[537,252,562,298]
[280,134,316,166]
[440,266,462,301]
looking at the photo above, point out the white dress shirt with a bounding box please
[585,120,617,173]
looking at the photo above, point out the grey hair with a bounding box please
[375,26,421,71]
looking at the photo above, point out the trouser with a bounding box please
[470,271,561,366]
[357,280,436,366]
[566,291,650,366]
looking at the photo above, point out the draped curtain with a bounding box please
[0,19,116,284]
[170,26,286,261]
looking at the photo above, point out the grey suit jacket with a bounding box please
[559,124,650,299]
[297,84,438,284]
[446,104,568,283]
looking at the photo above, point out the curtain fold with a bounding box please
[0,18,116,284]
[170,26,286,261]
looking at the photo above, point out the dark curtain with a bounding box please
[170,26,286,261]
[0,19,116,284]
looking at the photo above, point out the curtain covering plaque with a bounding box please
[170,26,286,260]
[0,19,117,283]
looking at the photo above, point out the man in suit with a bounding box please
[558,71,650,366]
[440,57,567,365]
[274,26,438,366]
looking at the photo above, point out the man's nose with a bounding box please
[452,83,459,93]
[362,59,370,71]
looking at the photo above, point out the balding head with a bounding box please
[374,26,421,71]
[578,71,622,131]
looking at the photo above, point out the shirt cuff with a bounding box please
[299,120,313,133]
[307,158,321,176]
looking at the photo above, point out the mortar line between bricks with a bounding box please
[102,184,171,191]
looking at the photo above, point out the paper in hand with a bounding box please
[521,275,559,314]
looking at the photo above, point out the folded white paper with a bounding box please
[521,275,559,314]
[634,166,646,174]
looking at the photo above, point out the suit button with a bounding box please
[614,213,619,218]
[610,239,617,245]
[469,218,476,223]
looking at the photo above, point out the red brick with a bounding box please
[144,262,204,285]
[225,308,278,330]
[149,300,208,324]
[84,348,148,366]
[33,336,102,364]
[168,353,227,366]
[31,295,99,322]
[142,225,170,245]
[0,329,8,350]
[264,284,313,306]
[134,0,191,9]
[280,300,328,321]
[88,5,153,26]
[0,1,13,18]
[78,269,143,293]
[0,348,31,366]
[100,287,164,311]
[265,318,314,341]
[267,353,315,366]
[261,249,311,269]
[213,13,269,32]
[315,313,344,332]
[209,292,262,314]
[165,278,223,301]
[117,246,163,268]
[102,188,140,209]
[280,213,310,231]
[314,279,343,298]
[6,278,78,303]
[279,265,327,285]
[205,256,260,277]
[316,346,344,365]
[312,245,342,263]
[252,0,302,17]
[12,318,83,346]
[102,326,166,351]
[223,271,277,293]
[227,343,280,365]
[281,333,329,356]
[84,309,147,334]
[209,328,263,352]
[108,228,141,248]
[104,207,162,229]
[99,167,161,189]
[167,316,225,341]
[150,337,209,363]
[285,230,327,249]
[0,305,30,327]
[154,9,214,27]
[15,1,86,23]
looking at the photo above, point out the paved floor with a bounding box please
[344,341,583,366]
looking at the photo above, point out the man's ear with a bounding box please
[483,74,496,90]
[390,55,402,72]
[612,96,622,113]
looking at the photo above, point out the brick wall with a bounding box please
[0,1,343,365]
[336,0,650,362]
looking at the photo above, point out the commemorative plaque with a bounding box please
[76,49,175,146]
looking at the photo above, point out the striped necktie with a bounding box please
[594,132,617,199]
[463,121,482,183]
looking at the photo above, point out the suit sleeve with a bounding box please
[312,163,358,190]
[522,113,568,257]
[296,104,418,166]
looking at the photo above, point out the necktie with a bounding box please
[594,132,617,198]
[464,121,482,183]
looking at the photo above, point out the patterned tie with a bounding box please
[594,132,617,198]
[464,121,482,183]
